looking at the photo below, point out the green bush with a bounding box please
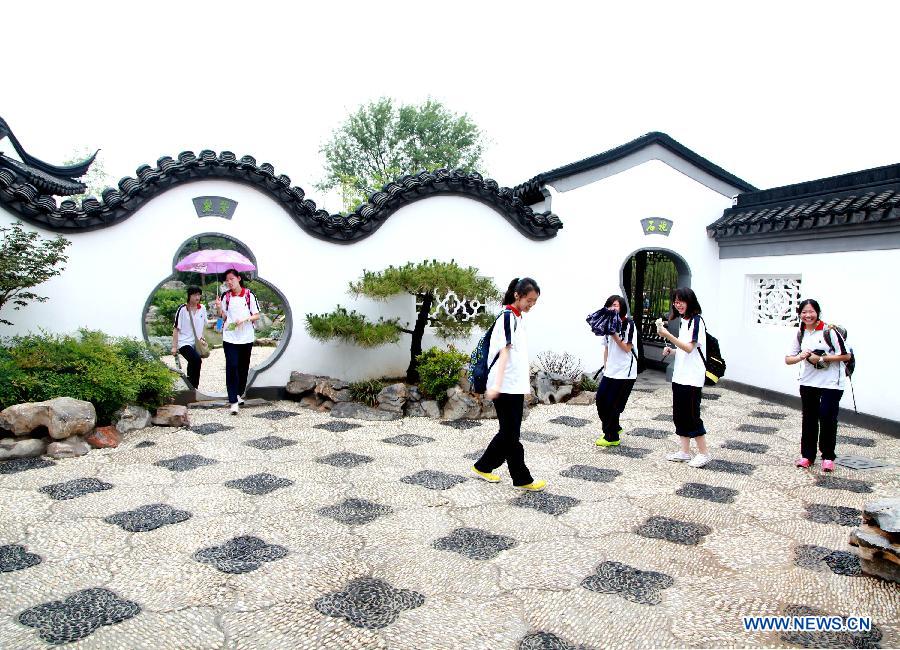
[579,375,599,392]
[349,379,384,407]
[148,287,185,336]
[0,330,176,425]
[416,346,468,401]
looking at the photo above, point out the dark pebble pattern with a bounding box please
[432,527,517,560]
[749,410,788,420]
[701,459,755,475]
[701,393,721,401]
[814,475,873,494]
[440,419,482,430]
[580,561,675,605]
[315,452,374,468]
[676,482,738,504]
[314,577,424,629]
[252,409,299,421]
[549,416,590,428]
[0,544,42,572]
[630,428,670,439]
[225,473,294,495]
[191,422,233,436]
[559,465,621,483]
[721,440,769,454]
[134,441,156,448]
[315,421,363,432]
[634,516,712,545]
[520,430,559,443]
[17,588,140,645]
[194,535,287,574]
[39,477,114,501]
[737,424,778,434]
[318,498,393,525]
[382,434,435,447]
[463,451,482,461]
[243,435,298,450]
[154,454,218,472]
[602,445,653,459]
[652,413,672,422]
[794,545,863,577]
[804,503,862,527]
[103,504,192,532]
[836,434,876,448]
[519,631,578,649]
[511,491,580,516]
[400,470,468,490]
[780,604,882,648]
[0,457,56,474]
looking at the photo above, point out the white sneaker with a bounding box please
[666,451,692,462]
[688,453,711,468]
[230,403,240,415]
[237,396,245,405]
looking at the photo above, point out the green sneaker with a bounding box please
[595,438,620,447]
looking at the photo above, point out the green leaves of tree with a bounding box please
[305,307,402,347]
[0,222,71,326]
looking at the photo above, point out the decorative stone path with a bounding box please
[1,372,898,648]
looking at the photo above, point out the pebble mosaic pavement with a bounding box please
[0,371,898,648]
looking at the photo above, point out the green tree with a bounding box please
[0,222,71,326]
[306,260,500,382]
[318,98,488,211]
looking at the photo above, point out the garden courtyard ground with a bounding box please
[0,372,897,649]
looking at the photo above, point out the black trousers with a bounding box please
[223,341,253,404]
[178,344,202,389]
[799,385,843,461]
[595,377,636,440]
[474,393,534,486]
[672,382,705,438]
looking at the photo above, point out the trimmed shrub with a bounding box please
[579,375,599,392]
[349,379,384,407]
[416,346,468,401]
[0,330,175,424]
[148,287,185,336]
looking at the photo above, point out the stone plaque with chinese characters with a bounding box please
[192,196,238,219]
[640,218,673,236]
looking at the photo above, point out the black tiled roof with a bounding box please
[513,132,757,204]
[0,153,563,242]
[708,163,900,240]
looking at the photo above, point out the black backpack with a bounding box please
[696,316,726,386]
[796,323,854,377]
[467,310,515,394]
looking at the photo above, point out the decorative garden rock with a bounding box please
[567,391,596,405]
[286,372,317,395]
[112,405,151,434]
[151,404,189,427]
[443,387,478,421]
[0,436,47,460]
[298,395,322,410]
[85,426,122,449]
[849,497,900,583]
[421,400,441,418]
[0,397,96,439]
[377,383,409,413]
[316,379,352,403]
[404,401,427,417]
[46,436,91,459]
[331,402,402,421]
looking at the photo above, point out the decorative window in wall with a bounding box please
[751,276,802,326]
[417,290,493,324]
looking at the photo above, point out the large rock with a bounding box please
[0,437,47,460]
[532,371,555,404]
[151,405,190,427]
[407,386,422,403]
[568,391,596,405]
[377,383,409,413]
[298,395,322,410]
[286,372,317,395]
[331,402,403,421]
[47,435,91,459]
[0,397,96,439]
[85,426,122,449]
[421,401,441,418]
[113,405,151,434]
[479,399,497,419]
[404,401,427,417]
[850,498,900,583]
[315,380,352,403]
[443,387,478,421]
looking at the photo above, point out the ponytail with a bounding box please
[503,277,541,305]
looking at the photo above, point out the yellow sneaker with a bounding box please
[515,480,547,491]
[595,438,620,447]
[471,466,501,483]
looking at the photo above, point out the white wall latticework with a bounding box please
[417,290,493,323]
[752,276,802,326]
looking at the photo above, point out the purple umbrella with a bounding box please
[175,249,256,274]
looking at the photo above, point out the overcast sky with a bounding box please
[4,1,898,210]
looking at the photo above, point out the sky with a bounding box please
[4,1,899,211]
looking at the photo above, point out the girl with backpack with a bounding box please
[472,277,547,491]
[215,269,260,414]
[594,294,638,447]
[656,287,711,468]
[171,285,208,389]
[784,299,851,471]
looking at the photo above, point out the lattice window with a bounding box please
[416,290,494,324]
[751,276,802,326]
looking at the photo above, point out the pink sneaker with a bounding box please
[795,458,812,468]
[822,460,834,472]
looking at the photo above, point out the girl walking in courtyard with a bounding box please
[656,287,711,467]
[171,285,208,389]
[594,294,638,447]
[216,269,260,414]
[472,277,546,491]
[784,299,851,471]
